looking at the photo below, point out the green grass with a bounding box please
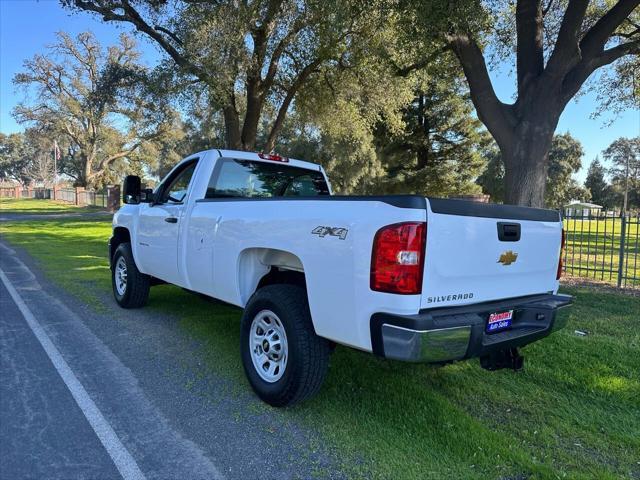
[0,197,104,215]
[1,199,639,479]
[563,217,639,288]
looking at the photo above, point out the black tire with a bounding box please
[240,285,331,407]
[111,242,150,308]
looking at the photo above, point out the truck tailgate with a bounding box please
[421,199,562,309]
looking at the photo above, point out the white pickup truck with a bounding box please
[110,149,572,406]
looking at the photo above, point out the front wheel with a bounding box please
[240,285,331,407]
[111,242,150,308]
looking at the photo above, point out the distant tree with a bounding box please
[405,0,640,206]
[373,76,490,197]
[545,133,585,208]
[23,153,56,187]
[479,133,587,207]
[477,147,505,202]
[0,132,34,185]
[564,179,593,205]
[603,137,640,211]
[63,0,384,153]
[584,157,611,207]
[13,31,176,188]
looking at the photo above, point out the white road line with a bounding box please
[0,269,146,480]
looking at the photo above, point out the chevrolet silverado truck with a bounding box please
[109,149,572,406]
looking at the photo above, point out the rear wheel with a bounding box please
[240,285,330,407]
[111,242,150,308]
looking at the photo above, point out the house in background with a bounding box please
[564,201,603,218]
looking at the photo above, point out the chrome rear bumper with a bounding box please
[381,325,472,363]
[371,294,572,363]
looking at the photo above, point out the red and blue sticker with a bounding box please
[487,310,513,333]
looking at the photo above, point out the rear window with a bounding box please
[205,158,329,199]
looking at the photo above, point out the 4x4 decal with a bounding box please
[311,226,348,240]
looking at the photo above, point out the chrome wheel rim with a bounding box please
[115,256,128,296]
[249,310,288,383]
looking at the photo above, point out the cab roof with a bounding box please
[215,149,323,172]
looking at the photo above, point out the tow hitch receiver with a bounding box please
[480,348,524,371]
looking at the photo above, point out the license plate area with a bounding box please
[486,310,513,333]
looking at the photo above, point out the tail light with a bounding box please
[258,152,288,162]
[371,222,426,294]
[556,228,565,280]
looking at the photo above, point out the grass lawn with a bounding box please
[0,197,105,215]
[1,199,638,479]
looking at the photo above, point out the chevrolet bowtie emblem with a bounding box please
[497,250,518,265]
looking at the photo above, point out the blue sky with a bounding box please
[1,0,638,182]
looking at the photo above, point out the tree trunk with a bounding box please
[241,87,262,151]
[78,154,91,188]
[503,147,548,206]
[416,147,429,170]
[502,115,556,207]
[223,105,242,150]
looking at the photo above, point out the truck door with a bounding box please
[136,159,198,285]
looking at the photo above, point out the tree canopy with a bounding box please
[63,0,389,153]
[603,136,640,211]
[404,0,640,206]
[0,132,35,185]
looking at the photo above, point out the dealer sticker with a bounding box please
[487,310,513,333]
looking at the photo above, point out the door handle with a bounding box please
[497,222,520,241]
[164,217,178,224]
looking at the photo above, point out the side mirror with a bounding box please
[123,175,141,204]
[141,188,154,203]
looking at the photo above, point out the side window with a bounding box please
[205,159,329,199]
[206,160,264,198]
[159,160,197,204]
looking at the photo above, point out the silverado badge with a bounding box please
[497,250,518,265]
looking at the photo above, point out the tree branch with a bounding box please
[153,25,183,46]
[92,142,142,175]
[543,0,556,15]
[265,59,322,151]
[516,0,545,94]
[580,0,640,58]
[70,0,210,84]
[545,0,589,76]
[562,38,640,101]
[595,38,640,66]
[447,33,515,148]
[262,20,308,92]
[395,46,448,77]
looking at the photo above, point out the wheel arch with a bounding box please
[109,226,131,267]
[237,248,307,306]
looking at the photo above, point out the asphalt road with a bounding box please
[0,238,346,480]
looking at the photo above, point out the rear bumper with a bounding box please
[370,294,572,363]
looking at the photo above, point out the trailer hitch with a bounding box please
[480,348,524,372]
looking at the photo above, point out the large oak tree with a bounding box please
[406,0,639,206]
[63,0,380,152]
[13,31,175,187]
[452,0,639,206]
